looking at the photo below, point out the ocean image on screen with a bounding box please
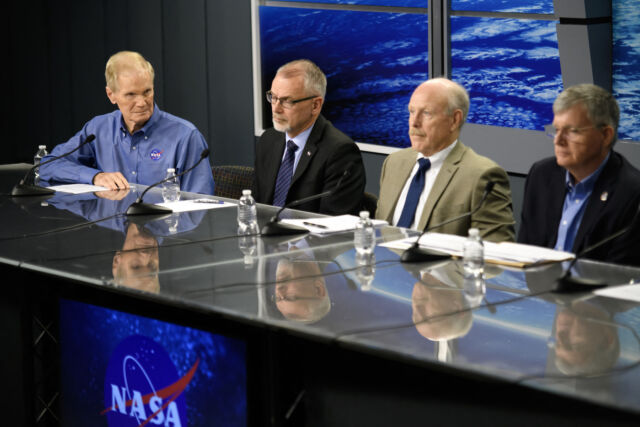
[450,16,562,131]
[273,0,427,6]
[613,0,640,142]
[451,0,553,13]
[260,6,428,148]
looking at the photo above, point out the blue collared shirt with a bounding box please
[554,153,610,252]
[39,105,215,195]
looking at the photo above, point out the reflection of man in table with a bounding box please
[412,270,472,342]
[274,255,331,324]
[551,300,619,376]
[112,223,159,293]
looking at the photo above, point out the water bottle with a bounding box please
[354,210,375,255]
[161,168,180,202]
[463,228,484,278]
[33,145,48,180]
[237,189,259,234]
[355,251,376,291]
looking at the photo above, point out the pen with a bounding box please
[303,221,328,229]
[193,199,224,204]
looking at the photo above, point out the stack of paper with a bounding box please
[381,233,574,267]
[281,214,388,235]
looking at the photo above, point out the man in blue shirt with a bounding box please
[518,84,640,266]
[39,51,215,194]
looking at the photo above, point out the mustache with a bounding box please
[409,129,426,137]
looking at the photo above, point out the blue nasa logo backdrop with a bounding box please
[59,299,247,426]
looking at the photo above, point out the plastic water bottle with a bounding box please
[355,251,376,291]
[33,145,48,180]
[161,168,180,202]
[354,211,375,255]
[237,189,259,234]
[463,228,484,278]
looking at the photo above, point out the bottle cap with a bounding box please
[359,210,370,219]
[242,189,252,196]
[38,145,47,149]
[167,168,176,173]
[468,228,480,237]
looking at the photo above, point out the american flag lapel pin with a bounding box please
[600,191,608,202]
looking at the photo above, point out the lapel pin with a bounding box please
[600,191,608,202]
[307,151,311,156]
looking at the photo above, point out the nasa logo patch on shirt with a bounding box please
[150,149,163,161]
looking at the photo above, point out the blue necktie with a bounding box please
[397,158,431,228]
[272,140,298,207]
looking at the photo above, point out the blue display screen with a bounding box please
[451,0,554,14]
[59,298,247,426]
[260,6,428,148]
[450,16,562,131]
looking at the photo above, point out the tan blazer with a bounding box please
[375,142,515,242]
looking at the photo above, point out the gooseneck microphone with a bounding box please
[11,134,96,197]
[401,181,496,263]
[261,164,353,236]
[126,149,210,216]
[555,202,640,292]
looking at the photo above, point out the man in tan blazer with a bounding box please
[376,78,515,242]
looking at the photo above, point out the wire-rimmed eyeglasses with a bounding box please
[266,91,318,109]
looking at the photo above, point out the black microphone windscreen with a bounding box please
[201,149,210,158]
[485,181,495,194]
[85,134,96,143]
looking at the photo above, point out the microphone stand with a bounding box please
[555,224,634,293]
[401,181,496,263]
[126,149,210,216]
[261,164,352,237]
[261,191,331,236]
[11,134,96,197]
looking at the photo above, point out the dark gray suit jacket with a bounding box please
[518,152,640,266]
[253,114,365,215]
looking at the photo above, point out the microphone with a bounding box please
[555,202,640,293]
[401,181,496,263]
[260,164,353,236]
[11,134,96,197]
[126,149,210,216]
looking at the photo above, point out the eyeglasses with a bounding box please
[266,91,317,109]
[544,124,604,142]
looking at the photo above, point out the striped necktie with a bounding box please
[272,140,298,207]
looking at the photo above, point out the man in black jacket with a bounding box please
[518,84,640,266]
[254,59,365,215]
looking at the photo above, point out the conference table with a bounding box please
[2,166,640,426]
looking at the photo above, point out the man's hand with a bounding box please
[93,172,130,190]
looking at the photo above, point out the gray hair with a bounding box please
[553,83,619,145]
[105,51,155,92]
[276,59,327,99]
[428,77,470,129]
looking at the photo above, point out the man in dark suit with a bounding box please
[518,84,640,266]
[254,59,365,215]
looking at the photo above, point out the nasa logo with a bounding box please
[150,149,163,161]
[101,335,199,427]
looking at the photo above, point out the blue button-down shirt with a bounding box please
[554,153,610,252]
[39,105,215,195]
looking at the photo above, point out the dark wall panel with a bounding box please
[206,0,255,166]
[163,0,210,140]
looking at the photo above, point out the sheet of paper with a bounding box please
[48,184,110,194]
[156,198,234,212]
[281,214,387,234]
[595,283,640,302]
[380,232,574,266]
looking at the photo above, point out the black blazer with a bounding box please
[518,152,640,267]
[253,114,365,215]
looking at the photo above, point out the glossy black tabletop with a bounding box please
[2,175,640,415]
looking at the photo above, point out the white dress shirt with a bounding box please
[392,140,458,230]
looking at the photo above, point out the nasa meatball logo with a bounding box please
[150,149,163,161]
[101,335,199,427]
